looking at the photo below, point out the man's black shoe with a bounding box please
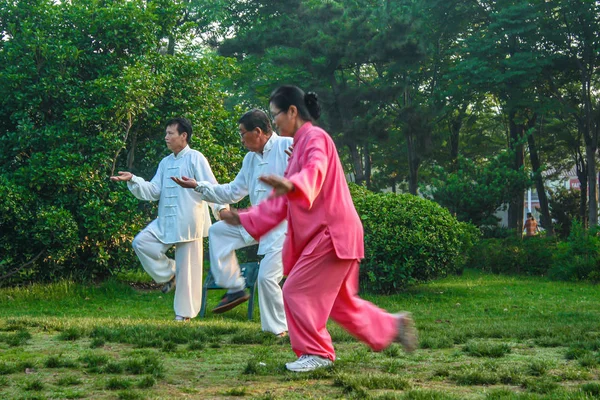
[161,276,176,294]
[212,290,250,314]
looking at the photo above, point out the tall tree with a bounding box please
[449,0,553,233]
[540,0,600,226]
[0,0,241,283]
[217,0,423,189]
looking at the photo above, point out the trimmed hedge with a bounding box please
[467,236,556,276]
[467,221,600,283]
[549,221,600,282]
[349,184,480,294]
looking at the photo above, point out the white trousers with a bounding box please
[209,221,287,335]
[132,228,203,319]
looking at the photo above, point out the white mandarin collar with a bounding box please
[174,145,191,160]
[261,133,279,154]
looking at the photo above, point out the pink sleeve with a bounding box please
[286,134,328,209]
[239,195,288,240]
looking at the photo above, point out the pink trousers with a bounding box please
[283,231,398,361]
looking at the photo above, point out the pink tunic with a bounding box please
[239,122,364,274]
[239,122,398,361]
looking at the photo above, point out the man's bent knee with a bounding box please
[132,234,142,251]
[208,221,227,238]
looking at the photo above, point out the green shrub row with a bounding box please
[467,221,600,282]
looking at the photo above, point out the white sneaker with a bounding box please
[394,312,417,353]
[285,355,333,372]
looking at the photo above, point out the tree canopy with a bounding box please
[1,0,599,282]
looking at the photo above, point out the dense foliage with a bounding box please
[0,0,243,284]
[549,221,600,282]
[1,0,599,284]
[427,153,531,227]
[468,221,600,283]
[213,0,600,231]
[467,236,556,277]
[548,187,582,239]
[350,184,480,294]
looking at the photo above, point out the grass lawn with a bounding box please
[1,269,599,399]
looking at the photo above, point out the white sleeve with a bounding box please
[193,156,250,205]
[192,153,229,218]
[126,163,163,201]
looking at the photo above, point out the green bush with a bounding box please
[0,1,243,285]
[349,184,480,294]
[467,236,556,276]
[521,236,557,275]
[468,220,600,283]
[548,187,582,239]
[468,238,520,274]
[549,220,600,282]
[0,176,80,283]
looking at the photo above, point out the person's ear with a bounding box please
[288,105,298,118]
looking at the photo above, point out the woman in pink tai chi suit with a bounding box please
[221,85,417,372]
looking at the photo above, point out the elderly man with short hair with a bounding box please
[173,109,290,336]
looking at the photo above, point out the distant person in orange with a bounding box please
[524,213,540,237]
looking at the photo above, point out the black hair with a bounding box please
[165,117,193,143]
[238,109,273,134]
[269,85,321,122]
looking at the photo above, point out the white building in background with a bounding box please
[497,166,596,227]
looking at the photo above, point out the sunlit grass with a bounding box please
[0,269,599,399]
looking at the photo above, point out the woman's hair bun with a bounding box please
[304,91,321,120]
[305,91,318,103]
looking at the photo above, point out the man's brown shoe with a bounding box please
[212,290,250,314]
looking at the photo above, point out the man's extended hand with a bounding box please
[219,209,232,220]
[221,208,241,226]
[110,171,133,182]
[171,176,198,189]
[259,175,294,197]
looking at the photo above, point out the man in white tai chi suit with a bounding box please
[172,109,290,336]
[111,117,225,321]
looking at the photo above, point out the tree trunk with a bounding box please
[586,143,597,226]
[448,103,468,170]
[347,143,365,185]
[127,127,138,171]
[576,38,598,226]
[364,143,372,189]
[507,111,524,233]
[329,73,368,185]
[406,131,420,195]
[167,35,176,55]
[402,87,420,195]
[526,128,554,236]
[575,155,588,226]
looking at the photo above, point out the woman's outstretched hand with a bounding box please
[259,175,294,197]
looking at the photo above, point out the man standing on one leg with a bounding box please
[110,117,226,321]
[172,109,290,336]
